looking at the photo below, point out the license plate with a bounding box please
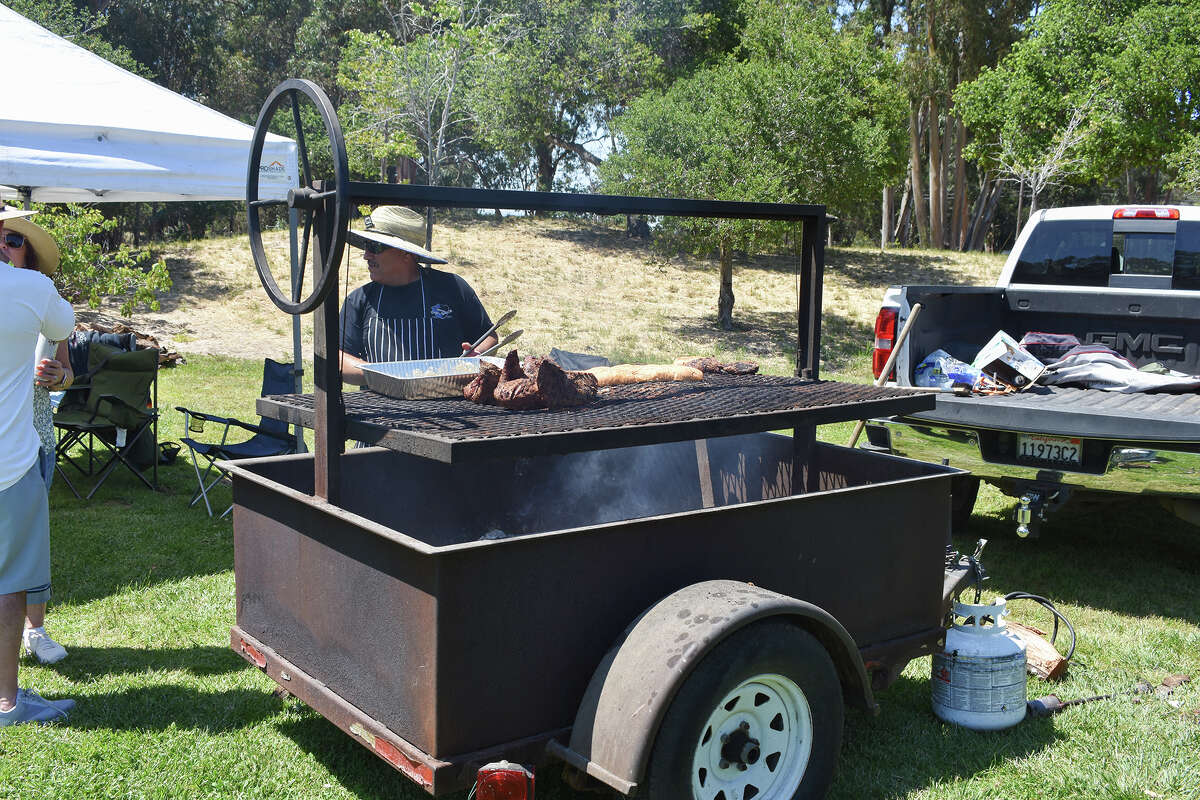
[1017,433,1082,466]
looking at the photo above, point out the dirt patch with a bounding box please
[92,217,1004,373]
[93,230,318,361]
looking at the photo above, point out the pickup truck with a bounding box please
[863,204,1200,537]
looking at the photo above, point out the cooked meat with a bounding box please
[463,363,501,404]
[586,364,704,386]
[674,356,759,375]
[724,361,759,375]
[478,350,602,409]
[493,377,545,410]
[675,357,725,373]
[534,359,597,408]
[567,369,599,398]
[501,350,525,382]
[522,354,545,379]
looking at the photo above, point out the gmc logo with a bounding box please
[1086,331,1186,356]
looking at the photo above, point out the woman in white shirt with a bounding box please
[0,214,72,666]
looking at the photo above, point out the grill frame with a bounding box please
[259,375,934,462]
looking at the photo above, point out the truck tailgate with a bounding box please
[906,386,1200,443]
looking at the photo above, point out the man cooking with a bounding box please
[338,206,497,385]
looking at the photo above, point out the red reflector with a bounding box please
[1113,207,1179,220]
[475,761,535,800]
[872,307,899,380]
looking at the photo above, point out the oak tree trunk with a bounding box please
[717,238,734,331]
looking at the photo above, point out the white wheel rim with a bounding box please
[690,673,813,800]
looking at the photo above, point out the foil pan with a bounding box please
[361,357,505,400]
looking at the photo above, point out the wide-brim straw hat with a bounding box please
[348,205,447,264]
[3,215,60,277]
[0,205,35,223]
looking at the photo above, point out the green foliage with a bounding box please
[6,0,146,75]
[603,1,907,251]
[472,0,667,191]
[290,0,394,107]
[956,0,1200,197]
[33,205,171,317]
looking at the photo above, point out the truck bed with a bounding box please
[907,385,1200,443]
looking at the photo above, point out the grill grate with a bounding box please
[260,375,932,462]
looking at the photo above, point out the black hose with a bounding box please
[1003,591,1077,661]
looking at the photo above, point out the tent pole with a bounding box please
[289,208,308,453]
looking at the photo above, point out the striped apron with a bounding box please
[361,272,466,362]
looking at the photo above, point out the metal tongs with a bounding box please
[477,329,524,358]
[463,309,516,355]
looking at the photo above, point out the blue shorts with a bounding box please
[40,445,54,491]
[0,460,51,597]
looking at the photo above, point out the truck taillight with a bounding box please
[475,761,535,800]
[872,307,899,380]
[1113,207,1179,220]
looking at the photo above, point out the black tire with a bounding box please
[951,475,981,533]
[643,621,843,800]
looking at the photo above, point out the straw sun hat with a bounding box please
[1,207,60,277]
[348,206,447,265]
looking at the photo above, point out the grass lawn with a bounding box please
[3,221,1198,799]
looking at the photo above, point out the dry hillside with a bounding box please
[91,216,1005,377]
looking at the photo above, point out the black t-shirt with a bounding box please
[339,268,492,361]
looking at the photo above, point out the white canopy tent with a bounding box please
[0,4,305,448]
[0,3,296,202]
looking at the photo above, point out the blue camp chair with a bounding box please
[176,358,298,518]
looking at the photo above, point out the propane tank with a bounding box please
[931,597,1027,730]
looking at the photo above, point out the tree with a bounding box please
[603,0,906,328]
[209,0,315,123]
[846,0,1033,249]
[34,205,171,317]
[336,1,509,244]
[7,0,144,74]
[97,0,223,101]
[956,0,1200,206]
[290,0,394,107]
[472,0,665,192]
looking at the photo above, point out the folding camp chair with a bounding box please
[54,343,160,500]
[176,358,298,518]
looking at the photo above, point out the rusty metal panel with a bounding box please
[230,434,953,760]
[233,464,441,752]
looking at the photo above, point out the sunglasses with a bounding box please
[362,240,390,255]
[3,232,25,249]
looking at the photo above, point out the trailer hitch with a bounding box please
[1014,486,1069,538]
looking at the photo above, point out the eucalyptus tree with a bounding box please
[336,1,509,243]
[6,0,143,73]
[470,0,666,193]
[602,0,906,328]
[852,0,1033,250]
[956,0,1200,210]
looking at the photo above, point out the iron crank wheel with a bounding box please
[246,78,349,315]
[644,622,843,800]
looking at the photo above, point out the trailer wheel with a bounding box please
[643,622,842,800]
[951,475,980,532]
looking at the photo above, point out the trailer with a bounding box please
[228,79,974,800]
